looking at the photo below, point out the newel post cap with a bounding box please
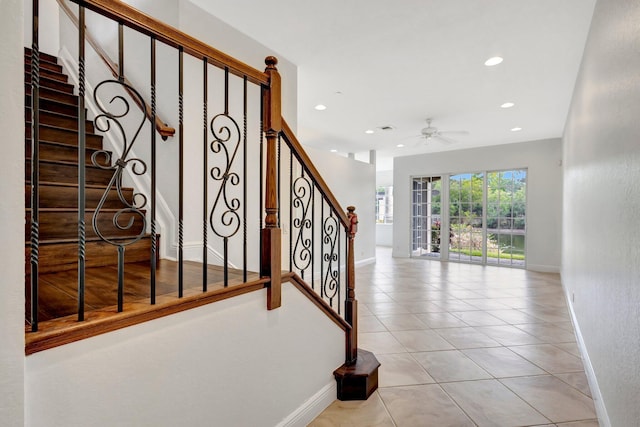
[265,56,278,69]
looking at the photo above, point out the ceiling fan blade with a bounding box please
[434,134,457,145]
[439,130,469,136]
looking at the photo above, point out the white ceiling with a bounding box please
[190,0,596,170]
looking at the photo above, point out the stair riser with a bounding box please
[24,48,60,65]
[25,238,153,274]
[26,125,104,149]
[24,140,108,165]
[26,108,96,133]
[26,210,146,240]
[25,58,63,74]
[25,185,134,210]
[26,96,79,117]
[26,162,116,186]
[24,65,68,83]
[26,84,78,105]
[24,73,75,94]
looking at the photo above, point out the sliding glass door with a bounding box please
[486,170,527,266]
[449,173,485,263]
[410,169,526,267]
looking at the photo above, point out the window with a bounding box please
[376,185,393,223]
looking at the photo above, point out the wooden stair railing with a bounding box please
[27,0,378,399]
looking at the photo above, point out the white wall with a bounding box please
[25,284,344,427]
[562,0,640,425]
[393,139,563,272]
[0,0,25,425]
[177,0,298,131]
[303,147,377,264]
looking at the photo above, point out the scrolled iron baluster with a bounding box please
[292,175,313,275]
[91,80,148,247]
[322,212,340,302]
[209,113,242,239]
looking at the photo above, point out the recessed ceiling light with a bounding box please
[397,144,405,148]
[330,149,338,152]
[314,104,327,111]
[501,102,515,108]
[484,56,503,66]
[511,127,522,132]
[365,129,374,134]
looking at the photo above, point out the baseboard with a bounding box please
[355,257,376,268]
[526,263,560,273]
[565,291,611,427]
[276,382,336,427]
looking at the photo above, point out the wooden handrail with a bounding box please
[58,0,175,139]
[281,119,350,229]
[68,0,268,86]
[283,273,351,332]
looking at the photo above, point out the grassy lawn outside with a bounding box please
[449,248,526,261]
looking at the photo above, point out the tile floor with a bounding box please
[310,247,598,427]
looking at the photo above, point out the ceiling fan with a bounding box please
[417,118,468,145]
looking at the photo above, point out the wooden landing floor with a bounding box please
[28,260,261,323]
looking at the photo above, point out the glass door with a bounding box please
[411,177,442,258]
[449,173,484,263]
[486,170,527,266]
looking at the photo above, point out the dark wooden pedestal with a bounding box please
[333,349,380,401]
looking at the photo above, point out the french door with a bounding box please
[411,177,442,258]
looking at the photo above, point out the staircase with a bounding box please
[25,48,154,319]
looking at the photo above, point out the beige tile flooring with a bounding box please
[310,247,598,427]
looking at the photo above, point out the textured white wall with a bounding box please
[26,284,344,427]
[562,0,640,425]
[0,0,25,424]
[393,139,563,272]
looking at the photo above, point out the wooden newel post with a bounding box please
[345,206,358,364]
[262,56,282,309]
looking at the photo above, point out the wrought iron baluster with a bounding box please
[321,201,324,298]
[242,76,247,282]
[209,67,241,288]
[90,76,149,313]
[289,147,293,272]
[202,58,208,292]
[77,5,86,321]
[292,168,312,280]
[259,92,264,269]
[29,0,40,332]
[150,36,157,305]
[277,133,281,229]
[323,207,340,309]
[178,47,184,297]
